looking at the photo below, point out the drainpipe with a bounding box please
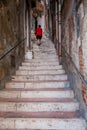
[23,0,27,52]
[26,10,29,48]
[55,0,58,52]
[17,1,20,42]
[48,1,52,39]
[58,0,62,57]
[28,0,32,50]
[24,0,26,39]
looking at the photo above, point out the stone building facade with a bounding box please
[45,0,87,119]
[0,0,45,88]
[0,0,26,88]
[61,0,87,119]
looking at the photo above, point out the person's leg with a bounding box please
[36,36,39,45]
[36,36,42,46]
[37,39,40,45]
[39,36,42,45]
[37,36,41,46]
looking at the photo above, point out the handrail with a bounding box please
[62,45,87,88]
[0,38,26,61]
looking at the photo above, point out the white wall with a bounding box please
[37,15,45,33]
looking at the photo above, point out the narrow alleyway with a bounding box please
[0,38,86,129]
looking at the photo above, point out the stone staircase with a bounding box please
[0,39,86,129]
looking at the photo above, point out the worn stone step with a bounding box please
[24,59,59,63]
[0,111,79,118]
[22,62,59,66]
[0,102,79,112]
[19,66,62,70]
[16,69,65,75]
[33,50,56,53]
[0,118,86,130]
[34,52,57,54]
[0,97,74,103]
[25,58,59,61]
[33,48,56,50]
[33,53,57,56]
[21,65,62,70]
[33,48,56,51]
[34,53,57,56]
[12,75,68,81]
[5,87,72,91]
[0,90,74,98]
[34,57,58,60]
[34,51,57,54]
[34,57,58,59]
[34,55,57,57]
[6,81,70,89]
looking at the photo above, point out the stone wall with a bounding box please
[0,0,25,88]
[61,0,87,119]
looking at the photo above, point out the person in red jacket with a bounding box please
[35,25,42,46]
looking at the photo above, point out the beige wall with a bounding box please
[61,0,87,119]
[0,0,25,88]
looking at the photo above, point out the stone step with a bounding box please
[30,47,55,50]
[24,59,59,62]
[22,61,59,66]
[16,69,65,75]
[0,111,79,118]
[21,65,62,70]
[6,81,70,89]
[34,50,56,52]
[34,57,58,59]
[34,51,56,54]
[34,55,58,57]
[4,87,72,91]
[0,97,74,103]
[22,62,59,66]
[0,118,86,130]
[25,56,59,62]
[0,102,79,112]
[33,47,56,49]
[34,53,57,55]
[0,90,74,98]
[35,52,57,55]
[33,48,56,51]
[12,74,68,81]
[33,54,57,56]
[33,53,57,56]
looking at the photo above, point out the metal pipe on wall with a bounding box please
[28,0,32,50]
[23,0,27,52]
[55,0,58,53]
[23,0,26,39]
[58,0,62,57]
[26,10,29,48]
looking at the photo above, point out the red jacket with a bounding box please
[36,28,42,36]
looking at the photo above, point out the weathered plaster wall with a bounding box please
[0,0,25,88]
[82,1,87,80]
[61,0,87,119]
